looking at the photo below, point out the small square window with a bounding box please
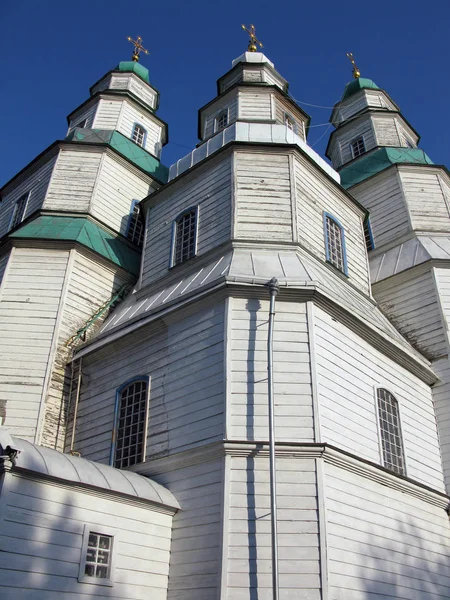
[350,136,366,159]
[132,124,147,147]
[215,110,228,131]
[79,525,115,586]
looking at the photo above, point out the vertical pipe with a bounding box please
[267,277,279,600]
[70,357,82,453]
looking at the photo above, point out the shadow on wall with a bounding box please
[359,518,450,599]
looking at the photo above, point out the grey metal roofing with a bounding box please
[0,431,179,510]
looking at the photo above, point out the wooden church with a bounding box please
[0,31,449,599]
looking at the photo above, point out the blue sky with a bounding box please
[1,0,449,185]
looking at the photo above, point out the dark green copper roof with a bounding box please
[65,128,168,184]
[10,216,140,275]
[115,61,150,84]
[340,147,434,189]
[341,77,380,100]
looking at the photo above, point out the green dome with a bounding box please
[341,77,380,100]
[115,61,150,84]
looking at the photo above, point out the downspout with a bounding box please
[69,357,82,454]
[267,277,279,600]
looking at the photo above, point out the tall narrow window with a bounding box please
[215,110,228,132]
[364,217,375,252]
[132,123,147,147]
[172,208,198,266]
[112,378,149,469]
[377,388,406,475]
[9,192,29,231]
[79,525,115,586]
[126,200,144,247]
[324,213,347,274]
[350,136,366,158]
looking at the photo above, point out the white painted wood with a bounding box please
[238,88,272,121]
[201,90,239,141]
[141,154,232,289]
[399,167,450,232]
[372,113,401,146]
[219,63,286,95]
[91,97,122,130]
[117,100,164,158]
[328,116,376,168]
[314,307,445,490]
[332,89,398,125]
[324,462,450,599]
[67,104,97,133]
[275,96,307,140]
[91,72,158,110]
[0,470,174,599]
[0,252,10,287]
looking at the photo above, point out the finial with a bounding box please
[127,35,149,62]
[346,52,361,79]
[241,24,263,52]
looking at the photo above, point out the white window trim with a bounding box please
[284,112,297,133]
[350,135,366,159]
[8,192,30,232]
[169,206,199,268]
[373,385,408,476]
[214,108,229,133]
[78,524,117,587]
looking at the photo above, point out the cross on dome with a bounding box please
[127,35,149,62]
[241,24,263,52]
[346,52,361,79]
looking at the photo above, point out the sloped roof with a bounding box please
[0,430,179,510]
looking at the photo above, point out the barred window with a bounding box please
[215,110,228,131]
[350,136,366,159]
[113,379,148,469]
[79,525,115,586]
[284,113,295,131]
[127,201,144,247]
[377,388,406,475]
[9,192,29,231]
[325,214,346,273]
[173,209,197,266]
[132,124,146,147]
[364,218,375,252]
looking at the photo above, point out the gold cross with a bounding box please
[241,24,263,52]
[127,35,149,62]
[346,52,361,79]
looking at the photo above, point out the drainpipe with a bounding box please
[267,277,279,600]
[69,357,82,454]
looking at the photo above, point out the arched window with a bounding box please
[111,377,149,469]
[377,388,406,475]
[171,207,198,266]
[131,123,147,147]
[324,212,348,274]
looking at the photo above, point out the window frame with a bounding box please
[78,524,116,587]
[214,109,229,133]
[169,206,199,268]
[284,112,297,133]
[110,376,150,469]
[9,192,30,231]
[323,212,348,275]
[75,118,87,128]
[126,199,145,247]
[350,135,366,159]
[131,122,148,148]
[375,387,407,476]
[363,216,375,252]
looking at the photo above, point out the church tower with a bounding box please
[327,55,450,493]
[0,38,168,450]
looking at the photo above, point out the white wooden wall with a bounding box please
[329,116,376,168]
[0,252,10,286]
[91,97,122,130]
[0,248,70,441]
[314,307,445,490]
[372,114,401,147]
[90,153,150,235]
[0,472,173,599]
[399,168,450,232]
[117,100,163,158]
[219,65,285,94]
[69,302,225,462]
[0,156,57,238]
[141,154,232,289]
[294,153,371,294]
[275,96,306,140]
[67,104,97,133]
[333,89,397,125]
[325,462,450,599]
[431,356,450,491]
[225,454,320,600]
[91,72,158,110]
[44,149,102,213]
[201,92,239,140]
[373,270,446,360]
[238,88,273,121]
[229,298,314,442]
[350,168,411,248]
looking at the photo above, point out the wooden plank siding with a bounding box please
[0,252,10,287]
[275,96,306,140]
[91,73,158,110]
[117,101,163,158]
[234,151,293,242]
[44,148,102,213]
[294,153,371,295]
[152,459,224,600]
[431,356,450,491]
[325,462,450,599]
[0,472,174,599]
[399,168,450,232]
[202,92,238,140]
[91,97,122,130]
[314,307,445,490]
[350,168,411,248]
[372,114,401,147]
[67,103,97,133]
[330,116,376,168]
[373,270,446,360]
[238,88,273,121]
[226,455,321,599]
[141,154,232,289]
[0,248,70,442]
[90,153,151,236]
[229,298,314,442]
[68,302,225,462]
[333,90,390,126]
[0,156,57,238]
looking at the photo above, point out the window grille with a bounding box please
[215,110,228,131]
[350,136,366,158]
[364,218,375,252]
[325,215,346,273]
[114,379,148,468]
[10,193,29,230]
[285,114,295,131]
[173,209,197,266]
[127,202,144,247]
[84,532,113,579]
[132,124,146,147]
[75,118,87,128]
[377,388,406,475]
